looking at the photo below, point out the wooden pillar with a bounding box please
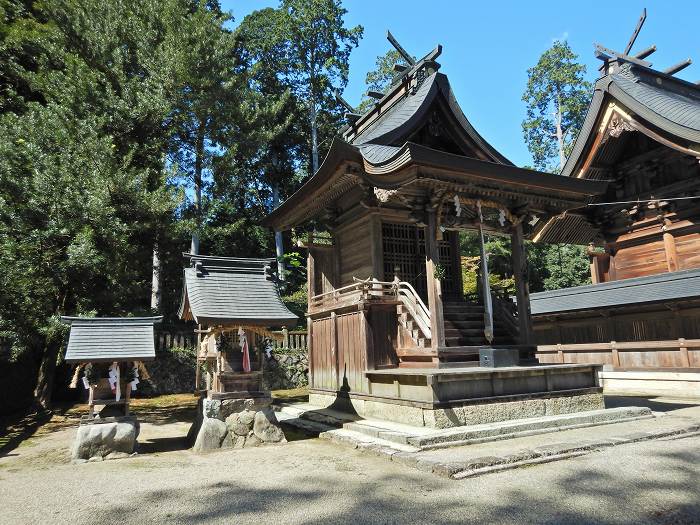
[307,232,316,309]
[425,209,445,349]
[450,231,463,299]
[307,317,314,388]
[330,311,339,389]
[511,222,533,345]
[663,231,679,272]
[369,214,383,280]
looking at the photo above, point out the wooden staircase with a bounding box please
[396,298,521,367]
[443,301,518,347]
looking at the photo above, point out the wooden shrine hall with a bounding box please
[265,35,608,427]
[528,11,700,395]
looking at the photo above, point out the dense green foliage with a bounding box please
[522,40,591,172]
[0,0,361,409]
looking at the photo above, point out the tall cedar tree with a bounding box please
[522,40,591,172]
[280,0,362,173]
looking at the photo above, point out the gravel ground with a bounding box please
[1,412,699,524]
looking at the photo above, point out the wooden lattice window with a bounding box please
[382,222,427,299]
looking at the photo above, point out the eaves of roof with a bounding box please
[530,268,700,315]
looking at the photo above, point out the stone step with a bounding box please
[275,403,654,454]
[406,407,654,449]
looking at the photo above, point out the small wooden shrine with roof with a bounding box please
[62,316,161,418]
[529,10,700,377]
[179,254,297,398]
[265,34,608,427]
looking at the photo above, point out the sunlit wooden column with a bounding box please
[511,222,533,345]
[425,208,445,349]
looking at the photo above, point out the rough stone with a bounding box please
[253,408,286,443]
[243,434,263,448]
[88,456,104,462]
[544,393,605,415]
[192,418,228,453]
[71,419,140,460]
[225,410,256,437]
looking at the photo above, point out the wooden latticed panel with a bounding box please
[382,222,427,299]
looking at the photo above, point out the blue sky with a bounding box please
[221,1,699,167]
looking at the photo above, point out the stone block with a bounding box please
[253,408,286,443]
[192,418,228,453]
[225,410,256,437]
[71,419,140,460]
[544,393,604,415]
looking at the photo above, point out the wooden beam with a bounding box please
[425,209,445,349]
[634,44,656,60]
[664,58,692,76]
[366,90,384,100]
[511,222,533,345]
[387,30,416,65]
[594,43,652,68]
[624,8,647,55]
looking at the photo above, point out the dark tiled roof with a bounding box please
[562,63,700,179]
[179,254,297,327]
[61,317,161,363]
[530,268,700,315]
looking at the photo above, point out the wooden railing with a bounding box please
[270,329,308,350]
[309,277,432,340]
[155,331,196,352]
[537,338,700,368]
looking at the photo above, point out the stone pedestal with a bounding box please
[71,417,139,461]
[189,394,287,453]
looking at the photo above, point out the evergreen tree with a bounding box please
[356,49,410,113]
[522,40,591,172]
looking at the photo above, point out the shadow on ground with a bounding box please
[605,395,700,413]
[83,442,700,524]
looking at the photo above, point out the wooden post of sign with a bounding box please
[425,208,445,349]
[511,222,533,345]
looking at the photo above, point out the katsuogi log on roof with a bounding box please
[61,316,161,363]
[179,254,297,327]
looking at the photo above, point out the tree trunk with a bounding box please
[33,341,60,410]
[310,98,319,173]
[555,95,566,170]
[191,121,205,255]
[272,183,285,280]
[151,241,161,310]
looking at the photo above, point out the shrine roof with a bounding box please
[61,316,161,363]
[530,267,700,315]
[178,254,297,328]
[562,63,700,180]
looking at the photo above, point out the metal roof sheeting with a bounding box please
[62,317,161,363]
[530,268,700,315]
[179,255,298,327]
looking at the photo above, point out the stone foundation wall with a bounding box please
[308,391,605,429]
[263,348,308,390]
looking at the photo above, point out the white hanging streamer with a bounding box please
[108,362,121,402]
[454,194,462,217]
[498,209,506,227]
[529,214,540,226]
[130,364,139,392]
